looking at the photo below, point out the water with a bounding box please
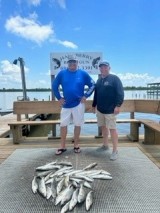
[0,90,152,110]
[0,90,159,136]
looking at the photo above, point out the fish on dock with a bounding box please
[31,160,112,212]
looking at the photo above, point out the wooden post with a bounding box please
[11,125,22,144]
[127,112,139,141]
[143,126,155,144]
[48,74,60,139]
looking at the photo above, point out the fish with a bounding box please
[71,180,79,188]
[36,164,61,171]
[44,171,55,182]
[46,186,52,200]
[86,191,93,211]
[74,174,94,183]
[57,177,65,194]
[60,185,74,206]
[60,201,70,213]
[52,58,61,69]
[50,167,73,178]
[83,181,92,189]
[70,177,83,184]
[92,57,101,68]
[64,175,70,187]
[100,170,111,176]
[35,170,53,178]
[32,160,112,212]
[91,174,112,180]
[83,162,97,171]
[51,178,57,200]
[55,184,72,206]
[69,188,79,211]
[38,177,47,197]
[78,184,86,203]
[32,176,38,194]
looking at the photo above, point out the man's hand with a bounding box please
[59,98,65,106]
[114,106,120,115]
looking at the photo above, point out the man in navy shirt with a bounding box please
[92,61,124,160]
[53,55,95,155]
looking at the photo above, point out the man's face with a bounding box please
[67,60,78,71]
[99,65,110,76]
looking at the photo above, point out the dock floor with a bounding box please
[0,136,160,168]
[0,145,160,213]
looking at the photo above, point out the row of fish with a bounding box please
[32,161,112,212]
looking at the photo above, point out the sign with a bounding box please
[50,52,103,75]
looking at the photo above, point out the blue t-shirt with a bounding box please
[52,69,95,108]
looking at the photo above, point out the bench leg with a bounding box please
[10,126,22,144]
[127,123,140,142]
[143,126,160,145]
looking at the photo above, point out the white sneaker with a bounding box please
[110,151,118,161]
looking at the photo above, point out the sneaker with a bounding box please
[110,151,118,160]
[96,145,109,152]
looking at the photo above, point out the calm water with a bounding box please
[0,90,159,136]
[0,90,152,110]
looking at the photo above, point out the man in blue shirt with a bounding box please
[92,61,124,160]
[53,55,95,155]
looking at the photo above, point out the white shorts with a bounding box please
[60,103,85,127]
[96,110,117,129]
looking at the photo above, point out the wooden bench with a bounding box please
[134,99,160,144]
[139,119,160,145]
[8,100,141,144]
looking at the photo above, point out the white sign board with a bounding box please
[50,52,103,75]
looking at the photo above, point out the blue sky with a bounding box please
[0,0,160,89]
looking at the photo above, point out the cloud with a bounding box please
[7,41,12,48]
[57,40,78,49]
[115,72,160,87]
[28,0,41,6]
[16,0,41,6]
[57,0,66,9]
[5,15,54,45]
[0,60,29,86]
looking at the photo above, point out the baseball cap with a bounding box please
[99,61,110,67]
[67,55,78,63]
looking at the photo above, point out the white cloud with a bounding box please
[16,0,41,6]
[57,40,78,49]
[57,0,66,9]
[28,0,41,6]
[0,60,29,87]
[5,15,54,45]
[115,72,160,87]
[7,41,12,48]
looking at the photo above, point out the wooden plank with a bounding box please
[13,100,136,115]
[135,100,159,114]
[139,119,160,132]
[14,101,61,114]
[8,119,140,126]
[0,113,36,138]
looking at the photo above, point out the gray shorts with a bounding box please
[96,110,117,129]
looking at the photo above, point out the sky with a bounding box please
[0,0,160,89]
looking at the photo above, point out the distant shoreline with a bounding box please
[0,87,149,92]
